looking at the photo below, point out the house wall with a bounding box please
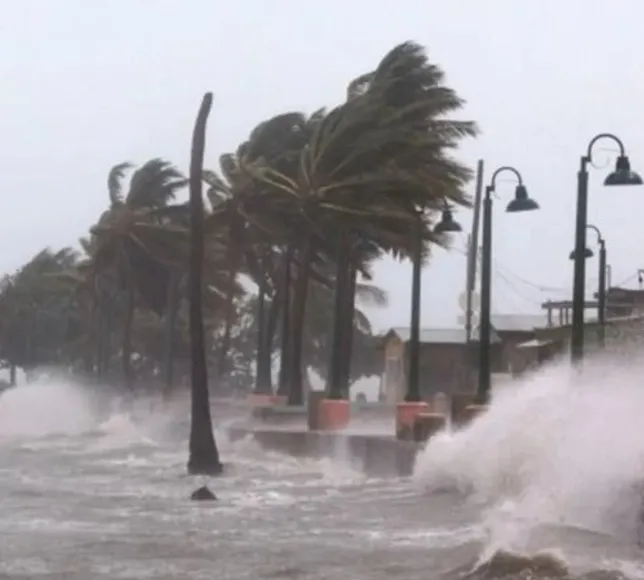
[533,315,644,357]
[380,338,497,403]
[496,330,537,373]
[382,335,405,404]
[418,342,471,397]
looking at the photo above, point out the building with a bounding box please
[377,326,502,403]
[490,314,550,370]
[603,287,644,318]
[377,314,556,403]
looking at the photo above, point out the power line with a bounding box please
[495,270,544,306]
[613,271,639,288]
[493,260,574,293]
[493,258,603,294]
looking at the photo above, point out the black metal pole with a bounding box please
[477,186,493,404]
[405,217,422,402]
[571,157,589,363]
[597,239,607,348]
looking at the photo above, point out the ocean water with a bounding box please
[1,358,644,579]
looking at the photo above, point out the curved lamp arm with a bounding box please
[585,133,626,162]
[489,166,524,190]
[586,224,604,244]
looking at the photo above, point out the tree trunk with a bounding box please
[163,271,180,398]
[216,247,240,380]
[25,312,35,369]
[253,272,272,394]
[265,283,282,359]
[94,295,104,381]
[277,245,293,396]
[102,294,113,381]
[339,260,357,398]
[187,92,222,476]
[122,284,135,390]
[287,237,313,406]
[326,231,351,400]
[302,363,313,403]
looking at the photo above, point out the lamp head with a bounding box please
[434,208,462,233]
[604,155,643,186]
[506,184,540,212]
[569,247,594,261]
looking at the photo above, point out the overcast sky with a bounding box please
[2,0,644,333]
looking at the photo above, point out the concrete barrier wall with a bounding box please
[226,426,422,477]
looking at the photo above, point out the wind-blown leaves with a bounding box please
[107,162,133,207]
[0,40,476,396]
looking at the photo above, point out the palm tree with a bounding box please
[186,92,223,476]
[242,42,477,404]
[0,248,86,378]
[202,112,313,391]
[89,158,188,389]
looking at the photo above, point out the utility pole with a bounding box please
[465,160,484,343]
[465,160,484,390]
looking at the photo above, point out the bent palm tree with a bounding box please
[89,159,188,388]
[187,92,223,476]
[247,42,477,404]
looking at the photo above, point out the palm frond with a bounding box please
[126,158,186,209]
[107,162,133,207]
[355,283,388,308]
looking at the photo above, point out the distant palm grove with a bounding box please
[0,42,477,407]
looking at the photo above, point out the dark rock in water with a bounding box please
[191,486,217,501]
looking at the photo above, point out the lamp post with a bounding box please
[570,134,642,363]
[569,224,607,348]
[478,167,539,404]
[405,206,462,402]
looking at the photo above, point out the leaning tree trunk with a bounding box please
[121,284,135,390]
[253,273,272,394]
[327,230,351,400]
[94,294,104,381]
[277,245,293,396]
[287,237,314,406]
[266,277,283,350]
[102,293,114,382]
[259,281,283,393]
[187,92,222,476]
[215,247,240,381]
[163,270,180,398]
[339,260,357,398]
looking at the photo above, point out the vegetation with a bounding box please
[0,42,476,468]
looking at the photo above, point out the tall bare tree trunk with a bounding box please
[216,247,240,382]
[288,237,313,406]
[339,261,357,398]
[121,285,134,390]
[327,231,350,399]
[277,245,293,396]
[187,92,222,476]
[94,294,104,381]
[163,270,180,398]
[253,269,272,394]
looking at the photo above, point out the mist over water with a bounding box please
[3,359,644,578]
[0,379,100,438]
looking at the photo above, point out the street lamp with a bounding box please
[570,133,642,363]
[569,224,607,348]
[406,206,462,402]
[478,167,539,404]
